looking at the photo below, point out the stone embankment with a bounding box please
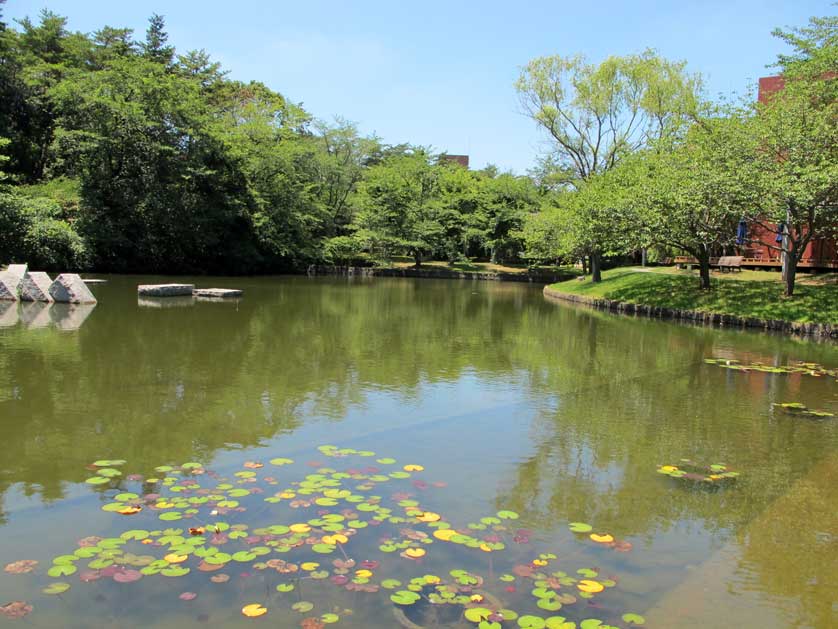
[543,286,838,339]
[308,265,574,284]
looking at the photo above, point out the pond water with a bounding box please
[0,276,836,629]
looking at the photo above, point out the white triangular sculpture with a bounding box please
[49,273,97,304]
[0,264,27,301]
[19,271,54,302]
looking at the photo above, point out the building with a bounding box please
[440,154,469,168]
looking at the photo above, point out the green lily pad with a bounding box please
[518,616,546,629]
[47,564,77,578]
[291,601,314,613]
[321,613,339,624]
[497,510,519,520]
[276,583,294,593]
[464,607,492,622]
[43,582,71,595]
[391,590,421,605]
[622,613,645,625]
[85,476,110,485]
[568,522,592,533]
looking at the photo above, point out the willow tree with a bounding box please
[515,50,701,281]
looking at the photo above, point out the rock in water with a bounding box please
[0,264,27,301]
[49,274,98,304]
[137,284,195,297]
[19,272,54,302]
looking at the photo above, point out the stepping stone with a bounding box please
[19,272,54,302]
[19,301,52,328]
[50,303,95,330]
[49,273,98,304]
[137,283,195,297]
[0,301,18,327]
[193,288,243,298]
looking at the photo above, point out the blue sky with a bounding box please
[5,0,834,173]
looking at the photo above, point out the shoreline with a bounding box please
[307,265,575,284]
[543,285,838,340]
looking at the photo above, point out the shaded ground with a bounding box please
[548,267,838,324]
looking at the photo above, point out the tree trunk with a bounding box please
[581,256,588,275]
[697,246,711,290]
[591,252,602,283]
[413,251,422,267]
[784,254,798,297]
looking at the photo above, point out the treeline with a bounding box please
[0,6,543,274]
[1,4,834,295]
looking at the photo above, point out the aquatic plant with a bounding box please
[4,445,647,628]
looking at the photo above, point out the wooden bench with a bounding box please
[716,256,743,272]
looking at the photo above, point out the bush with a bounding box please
[0,192,89,270]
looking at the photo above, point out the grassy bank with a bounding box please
[547,267,838,324]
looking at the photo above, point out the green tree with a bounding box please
[516,50,701,280]
[142,13,174,67]
[352,149,440,266]
[635,113,758,289]
[743,14,837,297]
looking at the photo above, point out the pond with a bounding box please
[0,276,836,629]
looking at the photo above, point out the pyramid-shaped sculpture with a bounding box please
[49,273,97,304]
[0,264,27,301]
[19,271,53,302]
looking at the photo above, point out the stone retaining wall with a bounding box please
[308,265,574,284]
[543,286,838,340]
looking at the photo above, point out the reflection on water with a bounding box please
[0,300,96,330]
[0,276,835,628]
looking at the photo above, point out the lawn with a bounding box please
[547,267,838,324]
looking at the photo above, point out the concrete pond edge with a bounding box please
[543,285,838,340]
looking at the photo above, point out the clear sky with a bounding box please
[5,0,835,173]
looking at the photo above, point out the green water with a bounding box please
[0,276,836,628]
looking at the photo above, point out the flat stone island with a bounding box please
[137,283,195,297]
[193,288,243,298]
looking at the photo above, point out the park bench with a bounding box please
[716,256,743,272]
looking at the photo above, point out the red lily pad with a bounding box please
[4,560,38,574]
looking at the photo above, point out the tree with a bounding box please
[309,118,379,239]
[142,13,174,67]
[352,149,440,266]
[636,113,758,289]
[515,50,701,280]
[741,14,838,297]
[745,79,837,296]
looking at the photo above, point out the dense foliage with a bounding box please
[1,4,833,296]
[0,6,540,273]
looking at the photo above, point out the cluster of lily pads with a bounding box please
[656,460,740,486]
[771,402,834,418]
[3,445,647,628]
[703,358,837,379]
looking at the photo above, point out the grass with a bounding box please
[547,267,838,324]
